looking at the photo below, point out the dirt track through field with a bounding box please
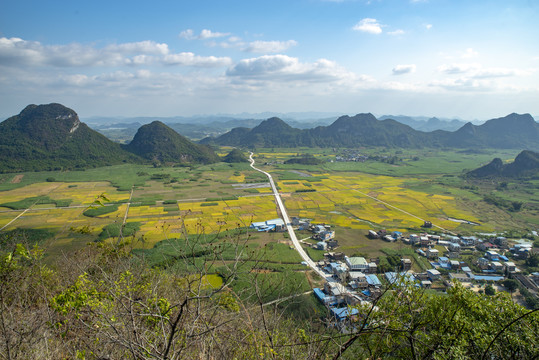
[11,175,24,183]
[329,177,457,235]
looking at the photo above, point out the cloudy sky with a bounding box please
[1,0,538,120]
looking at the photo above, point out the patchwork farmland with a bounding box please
[0,149,536,263]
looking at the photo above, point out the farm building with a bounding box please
[426,248,439,259]
[316,241,328,250]
[449,273,472,282]
[366,274,382,288]
[250,218,285,232]
[409,234,420,245]
[345,256,369,272]
[330,307,360,322]
[401,258,412,271]
[427,269,441,280]
[505,262,516,272]
[449,243,461,252]
[348,272,368,289]
[313,288,337,305]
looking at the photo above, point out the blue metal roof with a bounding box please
[313,288,326,301]
[366,274,382,286]
[473,275,504,282]
[330,307,359,321]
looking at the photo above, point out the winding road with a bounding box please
[249,152,329,280]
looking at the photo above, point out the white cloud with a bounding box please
[461,48,479,59]
[179,29,230,40]
[179,29,195,40]
[243,40,298,53]
[0,37,170,67]
[125,55,156,66]
[473,68,522,79]
[437,63,526,79]
[61,74,90,86]
[429,77,493,92]
[438,63,481,74]
[0,36,231,69]
[388,29,405,36]
[163,52,232,67]
[105,40,169,55]
[392,64,416,75]
[226,54,354,83]
[353,18,382,34]
[425,23,433,30]
[198,29,230,39]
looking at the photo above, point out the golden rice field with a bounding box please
[0,176,280,252]
[0,152,529,258]
[279,172,492,233]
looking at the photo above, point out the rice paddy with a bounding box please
[1,148,536,261]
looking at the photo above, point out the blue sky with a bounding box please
[1,0,538,120]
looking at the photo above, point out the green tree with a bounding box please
[502,279,519,294]
[336,280,538,359]
[526,253,539,268]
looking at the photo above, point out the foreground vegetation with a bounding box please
[0,147,537,358]
[1,232,537,359]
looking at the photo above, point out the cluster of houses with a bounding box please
[312,229,538,323]
[334,151,369,163]
[249,216,538,323]
[290,217,339,251]
[250,218,286,232]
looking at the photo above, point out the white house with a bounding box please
[345,256,369,272]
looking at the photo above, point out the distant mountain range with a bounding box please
[89,117,335,141]
[378,115,469,132]
[201,113,539,151]
[86,113,482,141]
[0,104,220,171]
[466,150,539,178]
[1,104,537,172]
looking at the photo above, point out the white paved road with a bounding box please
[249,152,329,280]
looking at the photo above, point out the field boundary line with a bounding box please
[330,177,456,235]
[0,209,29,231]
[0,183,63,231]
[118,186,134,242]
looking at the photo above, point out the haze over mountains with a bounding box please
[87,113,478,141]
[378,115,469,132]
[202,113,539,151]
[0,103,538,172]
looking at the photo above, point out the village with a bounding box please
[251,217,539,325]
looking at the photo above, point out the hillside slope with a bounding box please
[0,103,140,171]
[444,113,539,150]
[124,121,219,164]
[466,150,539,178]
[205,112,537,150]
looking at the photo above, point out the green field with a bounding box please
[1,148,537,301]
